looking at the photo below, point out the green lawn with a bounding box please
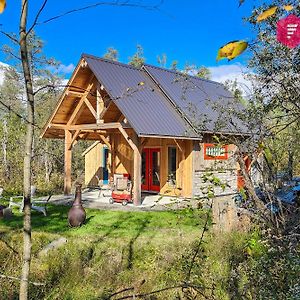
[0,205,208,300]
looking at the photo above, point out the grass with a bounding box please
[0,204,208,300]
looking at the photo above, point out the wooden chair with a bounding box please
[9,186,52,216]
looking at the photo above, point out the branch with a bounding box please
[38,0,164,25]
[0,273,45,286]
[26,0,49,36]
[0,30,19,44]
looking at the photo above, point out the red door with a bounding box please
[141,148,160,192]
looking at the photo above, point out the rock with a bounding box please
[3,207,13,219]
[38,237,68,257]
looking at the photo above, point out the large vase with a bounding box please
[68,184,86,227]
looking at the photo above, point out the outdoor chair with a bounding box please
[95,175,113,197]
[9,186,52,216]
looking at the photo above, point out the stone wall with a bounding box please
[192,141,238,197]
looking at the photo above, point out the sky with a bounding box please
[0,0,257,88]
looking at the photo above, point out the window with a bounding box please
[168,147,177,182]
[204,143,228,160]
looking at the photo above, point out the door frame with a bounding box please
[141,148,161,192]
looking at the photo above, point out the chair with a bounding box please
[9,186,52,216]
[0,187,3,199]
[95,175,113,197]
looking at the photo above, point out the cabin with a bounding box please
[41,54,247,205]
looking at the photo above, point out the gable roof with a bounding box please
[83,54,197,138]
[42,53,247,140]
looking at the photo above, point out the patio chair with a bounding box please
[95,175,113,197]
[9,186,52,216]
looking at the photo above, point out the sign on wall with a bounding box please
[204,144,228,160]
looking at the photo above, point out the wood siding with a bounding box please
[84,142,105,186]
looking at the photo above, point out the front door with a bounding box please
[142,148,160,192]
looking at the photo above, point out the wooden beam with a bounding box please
[96,89,104,124]
[174,139,184,153]
[98,134,111,150]
[64,130,72,195]
[84,97,97,119]
[118,127,141,205]
[49,122,129,131]
[68,130,81,150]
[67,90,84,97]
[67,77,94,125]
[132,133,142,206]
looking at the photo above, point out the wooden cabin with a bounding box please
[41,54,247,205]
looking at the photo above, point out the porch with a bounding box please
[49,189,189,211]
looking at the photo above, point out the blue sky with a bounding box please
[0,0,256,81]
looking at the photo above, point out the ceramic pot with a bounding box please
[68,184,86,227]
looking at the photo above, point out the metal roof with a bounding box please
[143,64,248,134]
[83,54,198,138]
[82,54,247,138]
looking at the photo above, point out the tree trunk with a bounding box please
[2,118,9,179]
[19,1,35,299]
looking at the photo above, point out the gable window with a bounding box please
[204,143,228,160]
[168,146,177,183]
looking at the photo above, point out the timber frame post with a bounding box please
[118,127,142,206]
[64,130,72,195]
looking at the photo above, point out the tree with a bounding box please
[0,1,164,298]
[103,47,119,61]
[128,44,145,67]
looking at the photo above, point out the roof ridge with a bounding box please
[81,53,142,71]
[143,63,224,86]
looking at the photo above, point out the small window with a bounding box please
[204,144,228,160]
[168,147,177,181]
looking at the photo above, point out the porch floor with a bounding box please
[49,188,187,211]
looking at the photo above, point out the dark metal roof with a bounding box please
[82,54,247,138]
[143,64,248,134]
[83,54,198,138]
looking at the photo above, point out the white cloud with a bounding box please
[208,63,253,96]
[56,63,75,74]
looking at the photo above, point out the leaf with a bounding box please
[283,5,293,11]
[0,0,6,13]
[138,81,145,86]
[256,6,278,22]
[217,41,248,61]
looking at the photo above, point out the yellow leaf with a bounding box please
[217,41,248,61]
[0,0,6,13]
[257,6,278,22]
[283,5,293,11]
[138,81,145,86]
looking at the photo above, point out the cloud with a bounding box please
[56,63,75,74]
[208,63,253,96]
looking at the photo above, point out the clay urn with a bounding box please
[68,184,86,227]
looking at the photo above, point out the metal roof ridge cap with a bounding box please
[142,65,200,136]
[142,63,225,87]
